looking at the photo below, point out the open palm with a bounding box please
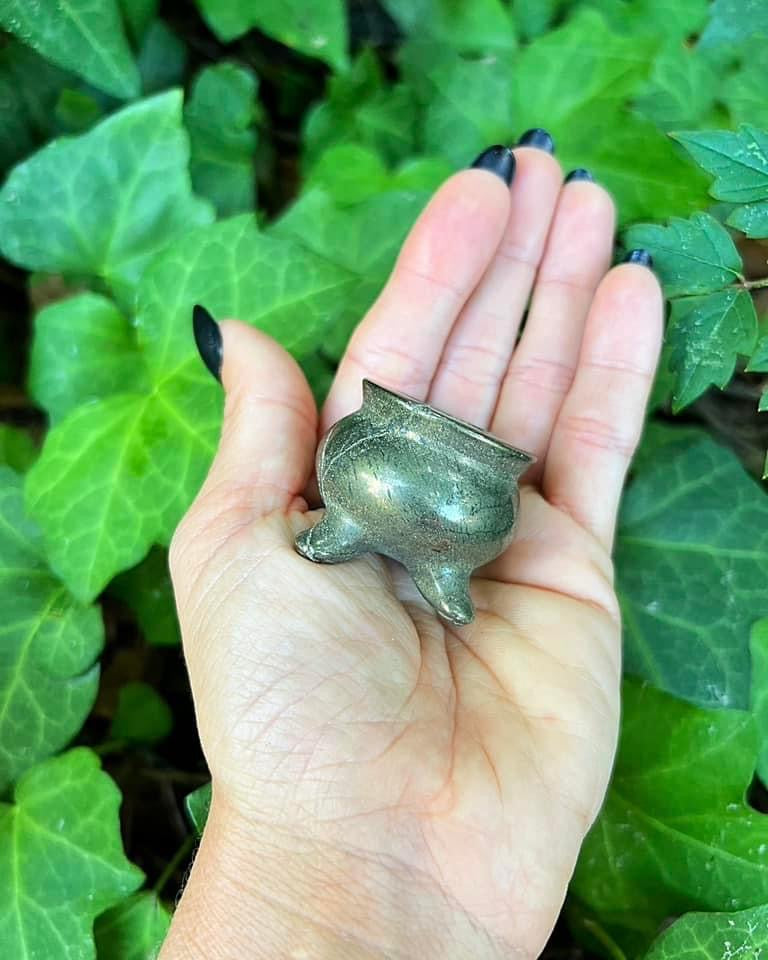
[169,145,662,959]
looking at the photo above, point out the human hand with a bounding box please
[162,137,662,960]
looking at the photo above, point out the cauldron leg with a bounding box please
[294,509,367,563]
[411,563,475,626]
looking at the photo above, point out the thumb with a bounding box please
[191,306,319,522]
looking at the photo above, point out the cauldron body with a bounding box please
[294,380,534,625]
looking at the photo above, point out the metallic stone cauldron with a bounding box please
[294,379,535,625]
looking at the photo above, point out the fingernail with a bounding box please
[564,168,594,183]
[623,249,654,269]
[470,145,516,186]
[193,304,223,382]
[516,128,555,153]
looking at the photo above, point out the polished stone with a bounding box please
[294,379,535,625]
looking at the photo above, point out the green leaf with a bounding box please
[625,213,743,298]
[573,680,767,950]
[195,0,348,70]
[727,201,768,239]
[273,186,429,359]
[641,903,768,960]
[26,216,355,600]
[0,748,143,959]
[303,49,417,167]
[0,40,72,172]
[634,43,718,130]
[581,0,710,40]
[0,427,36,473]
[0,91,214,305]
[674,126,768,204]
[666,290,758,409]
[751,619,768,784]
[185,62,259,217]
[110,682,172,744]
[136,20,187,95]
[381,0,515,51]
[747,335,768,372]
[185,782,212,836]
[699,0,768,52]
[0,0,140,99]
[95,892,170,960]
[306,144,390,205]
[119,0,159,44]
[0,467,103,791]
[616,424,768,709]
[400,41,515,168]
[510,0,567,42]
[109,548,180,646]
[511,10,708,221]
[29,293,148,426]
[721,41,768,131]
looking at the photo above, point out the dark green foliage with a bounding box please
[0,2,767,958]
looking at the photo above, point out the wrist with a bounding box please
[160,787,518,960]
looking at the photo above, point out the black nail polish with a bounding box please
[193,304,223,382]
[516,128,555,153]
[470,145,516,186]
[623,249,654,269]
[564,168,594,183]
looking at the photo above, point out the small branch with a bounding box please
[740,276,768,290]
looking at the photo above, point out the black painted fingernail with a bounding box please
[470,145,516,186]
[193,304,223,382]
[565,168,594,183]
[623,249,654,269]
[516,128,555,153]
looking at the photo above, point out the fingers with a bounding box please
[542,262,663,551]
[490,178,616,480]
[320,167,512,433]
[194,319,318,522]
[427,147,563,425]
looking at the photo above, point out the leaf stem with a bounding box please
[580,917,628,960]
[740,276,768,290]
[154,833,196,897]
[93,739,127,757]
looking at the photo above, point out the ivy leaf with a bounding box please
[306,144,390,205]
[751,619,768,783]
[0,748,143,959]
[110,682,172,744]
[194,0,348,70]
[674,126,768,204]
[625,213,743,297]
[400,40,515,168]
[0,426,36,472]
[0,0,140,99]
[109,548,180,646]
[274,185,429,359]
[119,0,159,45]
[95,892,170,960]
[136,20,187,95]
[634,43,718,130]
[511,10,708,220]
[26,216,355,601]
[699,0,768,52]
[0,91,214,304]
[641,903,768,960]
[581,0,710,40]
[616,424,768,710]
[303,49,417,167]
[29,293,148,426]
[625,214,755,409]
[722,41,768,131]
[573,680,768,951]
[0,467,103,791]
[381,0,515,51]
[0,40,72,172]
[185,782,212,836]
[185,63,259,217]
[666,291,758,410]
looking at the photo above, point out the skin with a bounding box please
[161,148,663,960]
